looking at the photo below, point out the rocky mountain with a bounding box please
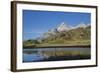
[57,22,71,32]
[39,24,91,45]
[41,22,90,39]
[73,23,89,29]
[23,22,91,46]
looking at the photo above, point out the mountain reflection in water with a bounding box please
[23,47,91,62]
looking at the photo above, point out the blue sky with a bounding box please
[23,10,91,40]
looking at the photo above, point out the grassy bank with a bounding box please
[23,39,90,48]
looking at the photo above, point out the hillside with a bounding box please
[23,22,91,47]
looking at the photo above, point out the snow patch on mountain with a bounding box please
[57,22,71,32]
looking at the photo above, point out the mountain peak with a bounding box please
[76,23,87,28]
[71,23,89,29]
[61,22,66,25]
[57,22,71,32]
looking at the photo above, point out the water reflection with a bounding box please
[23,47,91,62]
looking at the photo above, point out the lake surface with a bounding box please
[23,47,91,62]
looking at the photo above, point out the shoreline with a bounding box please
[23,44,90,49]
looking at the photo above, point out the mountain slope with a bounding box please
[38,25,91,45]
[23,22,91,47]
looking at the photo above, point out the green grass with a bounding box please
[38,39,90,46]
[23,39,90,48]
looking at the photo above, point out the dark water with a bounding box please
[23,47,91,62]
